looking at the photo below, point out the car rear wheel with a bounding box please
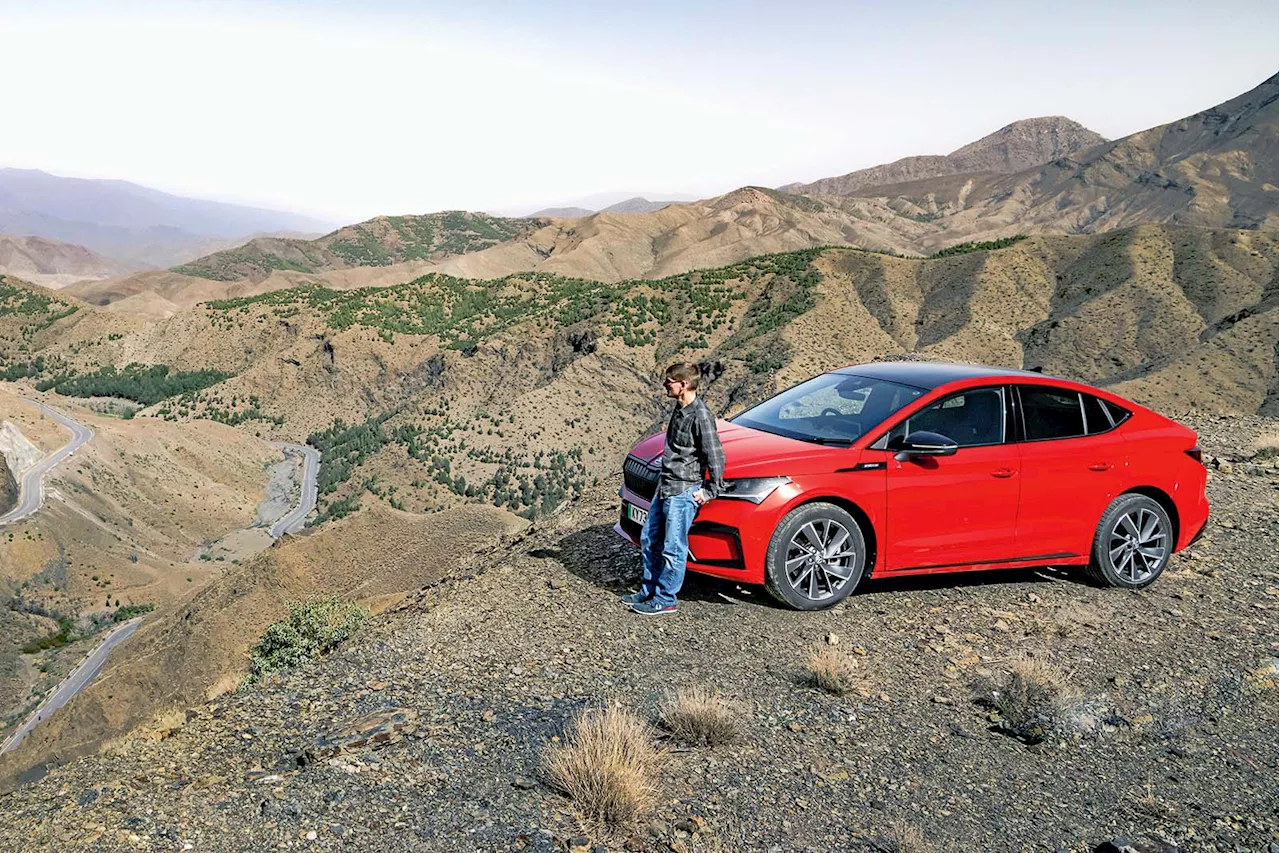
[764,502,866,610]
[1084,493,1173,589]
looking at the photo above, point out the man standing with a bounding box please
[624,362,725,616]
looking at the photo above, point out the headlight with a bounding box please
[718,476,790,503]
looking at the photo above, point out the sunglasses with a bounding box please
[663,378,685,387]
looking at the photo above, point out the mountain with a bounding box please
[847,73,1278,241]
[530,198,684,218]
[783,116,1107,196]
[528,206,595,218]
[168,211,541,282]
[0,235,130,289]
[0,169,334,269]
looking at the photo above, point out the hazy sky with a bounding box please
[3,0,1276,222]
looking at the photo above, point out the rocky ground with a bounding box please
[0,416,1275,853]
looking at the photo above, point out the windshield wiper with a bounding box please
[794,436,854,446]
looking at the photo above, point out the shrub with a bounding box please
[659,686,738,746]
[542,705,663,831]
[805,646,867,696]
[113,602,155,623]
[244,596,368,685]
[976,656,1093,743]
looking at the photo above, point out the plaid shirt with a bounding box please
[657,395,726,499]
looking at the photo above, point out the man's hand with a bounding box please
[692,489,709,506]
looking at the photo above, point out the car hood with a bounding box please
[629,420,857,477]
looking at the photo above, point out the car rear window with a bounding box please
[1021,387,1085,440]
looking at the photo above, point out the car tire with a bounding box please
[1084,493,1173,589]
[764,502,867,611]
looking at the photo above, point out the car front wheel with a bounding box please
[764,502,867,610]
[1085,493,1173,589]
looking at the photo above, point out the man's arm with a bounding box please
[694,406,725,501]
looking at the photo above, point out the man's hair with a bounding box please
[665,362,701,391]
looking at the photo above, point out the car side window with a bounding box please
[886,387,1006,448]
[1083,394,1113,434]
[1021,387,1086,440]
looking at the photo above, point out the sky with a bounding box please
[2,0,1276,223]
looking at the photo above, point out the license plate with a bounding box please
[626,503,648,526]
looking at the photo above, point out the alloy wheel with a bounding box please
[1106,507,1168,584]
[785,518,858,602]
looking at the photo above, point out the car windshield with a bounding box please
[730,373,924,445]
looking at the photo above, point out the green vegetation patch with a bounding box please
[113,602,156,623]
[43,363,233,405]
[20,618,76,654]
[244,596,368,686]
[930,235,1028,259]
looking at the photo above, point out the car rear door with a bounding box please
[1013,385,1128,559]
[879,386,1022,571]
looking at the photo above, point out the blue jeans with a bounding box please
[639,485,701,608]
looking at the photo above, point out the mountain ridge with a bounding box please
[781,116,1107,196]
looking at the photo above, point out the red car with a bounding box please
[615,362,1209,610]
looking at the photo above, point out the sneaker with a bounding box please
[630,599,678,616]
[619,591,649,606]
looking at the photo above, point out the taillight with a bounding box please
[1184,447,1203,464]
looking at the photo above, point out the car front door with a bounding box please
[877,386,1022,571]
[1013,385,1128,558]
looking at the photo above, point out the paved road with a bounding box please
[0,403,94,526]
[269,442,320,538]
[1,618,142,754]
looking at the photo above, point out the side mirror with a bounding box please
[893,430,958,461]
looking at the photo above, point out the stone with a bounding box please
[824,632,839,646]
[512,775,537,790]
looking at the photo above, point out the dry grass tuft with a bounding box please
[542,705,663,830]
[805,646,868,696]
[876,819,935,853]
[660,686,739,746]
[1132,784,1177,819]
[977,656,1087,743]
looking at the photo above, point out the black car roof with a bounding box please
[835,361,1055,390]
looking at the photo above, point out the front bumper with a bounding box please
[614,484,773,584]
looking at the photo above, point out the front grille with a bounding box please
[622,456,658,501]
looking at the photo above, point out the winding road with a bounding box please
[1,618,142,754]
[268,442,320,538]
[0,403,94,526]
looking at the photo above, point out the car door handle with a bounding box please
[991,468,1015,478]
[1088,462,1112,471]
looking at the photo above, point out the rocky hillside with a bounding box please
[0,454,15,516]
[0,236,130,290]
[782,116,1107,196]
[170,212,543,282]
[0,413,1275,848]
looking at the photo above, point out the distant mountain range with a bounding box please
[0,235,130,289]
[525,192,700,218]
[13,75,1279,312]
[0,168,334,269]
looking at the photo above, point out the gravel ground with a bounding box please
[0,416,1275,853]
